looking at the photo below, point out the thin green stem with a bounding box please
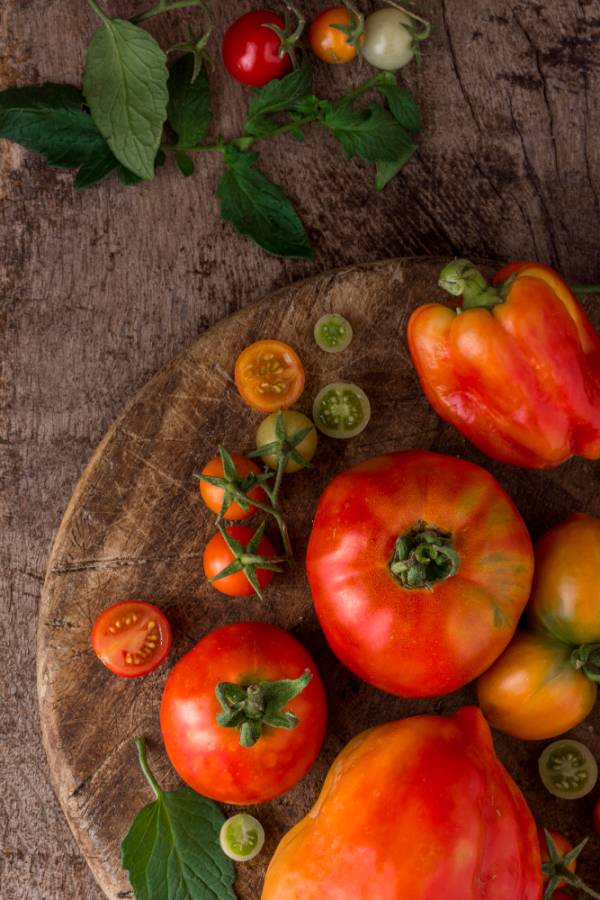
[570,284,600,295]
[86,0,110,24]
[134,737,162,799]
[131,0,204,24]
[161,142,225,154]
[341,74,387,105]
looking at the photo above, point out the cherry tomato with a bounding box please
[362,8,416,71]
[160,621,327,804]
[199,452,266,519]
[91,600,171,677]
[477,631,597,740]
[256,410,318,473]
[203,525,277,596]
[307,450,533,698]
[529,512,600,645]
[309,7,362,64]
[539,740,598,800]
[222,10,292,87]
[538,828,576,890]
[235,339,305,412]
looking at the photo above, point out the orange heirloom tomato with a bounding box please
[408,259,600,468]
[306,450,533,697]
[199,452,266,519]
[529,512,600,645]
[262,707,543,900]
[477,631,597,740]
[160,622,327,805]
[235,339,305,413]
[309,7,363,64]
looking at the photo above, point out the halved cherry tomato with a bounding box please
[203,525,277,596]
[199,452,266,519]
[91,600,171,677]
[235,339,305,412]
[309,7,363,64]
[222,11,292,87]
[538,828,576,890]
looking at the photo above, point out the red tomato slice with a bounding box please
[234,339,305,412]
[91,600,171,677]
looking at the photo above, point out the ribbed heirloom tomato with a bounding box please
[160,622,327,804]
[306,450,534,697]
[262,707,542,899]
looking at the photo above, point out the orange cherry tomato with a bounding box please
[234,340,305,413]
[91,600,171,677]
[203,525,277,596]
[199,452,266,519]
[477,631,597,740]
[538,828,576,890]
[309,7,363,64]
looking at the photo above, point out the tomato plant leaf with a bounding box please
[83,17,169,180]
[175,149,195,176]
[216,147,313,259]
[378,84,422,134]
[245,62,312,138]
[121,738,235,900]
[118,149,166,186]
[322,100,414,163]
[375,144,417,191]
[0,83,121,187]
[167,54,211,149]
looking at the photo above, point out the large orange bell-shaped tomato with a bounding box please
[262,707,543,900]
[306,450,534,697]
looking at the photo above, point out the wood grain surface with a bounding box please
[2,1,600,898]
[38,258,600,898]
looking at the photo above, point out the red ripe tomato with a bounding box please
[203,525,277,597]
[306,450,534,697]
[222,11,292,87]
[91,600,171,677]
[160,622,327,804]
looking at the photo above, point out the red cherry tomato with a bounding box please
[203,525,277,596]
[91,600,171,677]
[199,452,266,520]
[537,828,576,890]
[160,621,327,804]
[222,10,292,87]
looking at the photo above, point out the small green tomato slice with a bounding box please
[539,739,598,799]
[313,382,371,439]
[314,314,353,353]
[219,813,265,862]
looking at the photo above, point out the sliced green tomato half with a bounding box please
[219,813,265,862]
[539,739,598,799]
[314,314,353,353]
[313,382,371,439]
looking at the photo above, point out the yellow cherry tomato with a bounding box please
[477,630,597,740]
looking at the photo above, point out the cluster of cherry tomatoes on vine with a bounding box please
[221,2,431,87]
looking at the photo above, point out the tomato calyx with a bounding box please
[329,1,365,52]
[216,669,312,747]
[571,643,600,682]
[389,521,459,589]
[381,0,432,62]
[197,446,273,518]
[261,1,305,69]
[168,20,214,83]
[541,829,600,900]
[209,521,286,599]
[439,259,505,311]
[250,409,313,490]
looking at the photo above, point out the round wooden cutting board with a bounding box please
[38,257,600,899]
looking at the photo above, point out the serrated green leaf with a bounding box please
[121,785,236,900]
[0,83,120,187]
[83,18,168,180]
[245,63,312,138]
[216,148,313,259]
[375,144,417,190]
[176,149,195,176]
[322,100,414,163]
[167,54,211,148]
[378,83,421,133]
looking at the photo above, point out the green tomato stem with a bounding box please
[439,259,504,310]
[134,737,162,799]
[86,0,110,24]
[389,522,459,588]
[131,0,205,24]
[570,284,600,295]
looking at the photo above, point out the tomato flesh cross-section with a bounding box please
[91,600,171,678]
[235,340,305,412]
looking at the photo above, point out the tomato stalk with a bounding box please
[438,259,504,310]
[209,521,287,599]
[389,521,459,589]
[216,669,312,747]
[167,20,214,83]
[262,1,305,69]
[541,829,600,900]
[134,736,163,799]
[330,1,365,52]
[130,0,205,24]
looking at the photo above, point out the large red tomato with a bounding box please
[306,451,534,697]
[262,707,543,899]
[160,622,326,804]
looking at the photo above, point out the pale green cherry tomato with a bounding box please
[256,410,318,473]
[363,8,416,71]
[220,813,265,861]
[314,313,353,353]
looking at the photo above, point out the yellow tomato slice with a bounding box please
[235,340,305,412]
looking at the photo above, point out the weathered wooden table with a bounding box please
[2,2,600,898]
